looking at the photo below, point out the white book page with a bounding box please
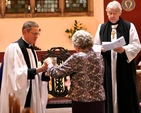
[102,36,126,51]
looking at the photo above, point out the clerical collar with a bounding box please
[111,24,118,29]
[22,38,32,48]
[110,19,120,25]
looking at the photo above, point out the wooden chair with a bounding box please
[9,92,15,113]
[13,97,20,113]
[41,47,72,108]
[22,108,33,113]
[9,92,20,113]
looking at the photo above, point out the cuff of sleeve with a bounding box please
[28,68,36,79]
[123,46,134,63]
[42,72,50,82]
[122,51,128,60]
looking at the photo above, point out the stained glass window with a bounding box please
[1,0,93,18]
[6,0,30,13]
[65,0,88,12]
[36,0,59,13]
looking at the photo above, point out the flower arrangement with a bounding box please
[65,20,87,39]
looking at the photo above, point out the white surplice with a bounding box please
[0,43,48,113]
[93,23,141,113]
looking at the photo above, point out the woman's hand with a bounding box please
[43,57,52,65]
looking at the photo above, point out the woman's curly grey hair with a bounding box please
[71,30,93,49]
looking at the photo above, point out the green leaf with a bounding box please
[65,29,70,33]
[65,20,88,39]
[75,20,77,24]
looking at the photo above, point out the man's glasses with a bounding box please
[30,32,40,36]
[107,11,119,16]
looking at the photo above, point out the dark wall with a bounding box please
[104,0,141,63]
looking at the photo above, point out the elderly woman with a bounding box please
[44,30,105,113]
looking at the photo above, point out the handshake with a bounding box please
[36,57,54,74]
[43,57,53,66]
[41,57,71,86]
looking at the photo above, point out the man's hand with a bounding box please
[113,46,125,53]
[36,63,47,73]
[101,46,106,52]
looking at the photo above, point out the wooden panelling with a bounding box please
[0,52,4,62]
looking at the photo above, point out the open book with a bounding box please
[102,36,126,51]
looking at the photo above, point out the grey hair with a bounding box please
[22,21,41,32]
[106,1,122,13]
[71,30,93,49]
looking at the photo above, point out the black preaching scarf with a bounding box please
[0,60,4,92]
[100,17,140,113]
[17,37,37,107]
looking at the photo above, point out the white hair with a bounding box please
[106,1,122,13]
[71,30,93,49]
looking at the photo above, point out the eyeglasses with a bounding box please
[107,11,120,16]
[30,32,40,36]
